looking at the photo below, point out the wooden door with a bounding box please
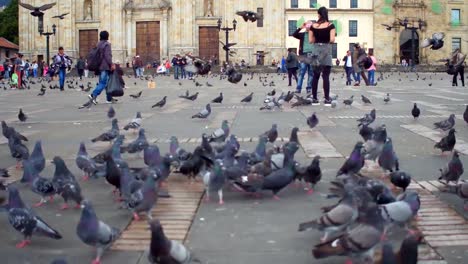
[136,21,160,64]
[199,27,219,61]
[79,30,98,58]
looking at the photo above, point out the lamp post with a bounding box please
[217,18,237,63]
[41,24,57,66]
[400,17,425,69]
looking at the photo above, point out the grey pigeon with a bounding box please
[8,133,29,168]
[152,96,167,108]
[91,119,119,143]
[438,151,464,184]
[119,165,143,203]
[357,109,376,127]
[76,200,120,264]
[295,155,322,194]
[76,142,98,181]
[463,105,468,124]
[236,10,263,22]
[0,168,10,178]
[107,106,115,119]
[361,95,372,104]
[122,128,149,154]
[209,120,230,143]
[359,124,374,142]
[123,112,142,131]
[312,204,385,263]
[211,92,223,103]
[129,91,143,99]
[263,124,278,143]
[29,140,46,173]
[364,124,387,161]
[337,142,365,176]
[284,91,294,102]
[25,160,57,207]
[18,108,27,122]
[389,171,411,192]
[58,176,83,210]
[241,92,253,103]
[433,114,455,131]
[202,160,227,205]
[148,219,192,264]
[2,121,28,141]
[299,190,358,241]
[343,95,354,106]
[378,138,399,173]
[451,182,468,211]
[226,68,243,84]
[411,103,420,119]
[307,112,319,129]
[434,128,456,153]
[7,186,62,248]
[383,93,390,104]
[191,104,211,119]
[421,32,445,50]
[127,171,159,220]
[144,145,162,168]
[379,191,420,234]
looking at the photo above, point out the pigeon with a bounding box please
[2,121,28,141]
[191,104,211,119]
[433,114,455,131]
[144,145,162,168]
[267,89,276,96]
[102,154,122,195]
[241,92,253,103]
[91,119,119,143]
[383,93,390,104]
[123,112,142,131]
[438,151,464,184]
[450,182,468,211]
[337,142,365,176]
[76,142,98,181]
[0,168,10,178]
[122,128,149,154]
[388,171,412,192]
[202,160,227,205]
[307,112,319,129]
[26,161,58,207]
[152,96,167,108]
[411,103,420,119]
[107,106,115,119]
[312,204,385,263]
[57,171,83,211]
[364,124,387,161]
[127,171,159,220]
[378,138,399,173]
[434,128,456,153]
[209,120,230,143]
[18,108,27,122]
[359,124,374,142]
[361,95,372,104]
[463,105,468,124]
[37,89,46,96]
[295,155,322,195]
[18,2,56,17]
[8,134,30,168]
[129,91,143,99]
[211,92,223,103]
[379,191,420,234]
[357,109,376,127]
[375,232,422,264]
[52,12,69,19]
[148,219,192,264]
[7,186,62,248]
[298,190,359,241]
[421,32,445,50]
[289,127,299,144]
[226,68,243,84]
[236,10,263,22]
[29,140,46,173]
[262,124,278,143]
[76,200,120,264]
[343,95,354,106]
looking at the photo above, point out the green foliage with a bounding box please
[0,0,18,44]
[431,0,443,14]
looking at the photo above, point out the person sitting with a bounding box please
[157,64,167,74]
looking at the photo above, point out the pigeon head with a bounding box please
[312,155,321,163]
[78,200,99,234]
[111,118,119,127]
[449,114,455,120]
[206,103,211,111]
[33,140,43,153]
[169,136,179,155]
[448,128,456,134]
[8,186,26,209]
[453,151,460,159]
[149,219,171,256]
[136,112,142,118]
[138,128,146,137]
[78,142,87,155]
[413,103,418,107]
[1,120,6,130]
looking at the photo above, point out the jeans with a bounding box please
[345,67,353,85]
[187,71,193,79]
[354,72,361,82]
[136,67,144,77]
[181,67,186,79]
[174,66,181,79]
[296,62,313,92]
[3,70,9,80]
[91,70,112,102]
[368,70,375,85]
[59,68,66,90]
[33,69,37,78]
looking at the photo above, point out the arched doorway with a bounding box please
[399,29,419,64]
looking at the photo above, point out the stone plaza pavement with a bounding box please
[0,70,467,264]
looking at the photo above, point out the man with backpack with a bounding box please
[51,47,73,91]
[87,31,116,104]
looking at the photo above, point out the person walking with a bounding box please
[32,61,38,78]
[367,50,377,86]
[88,31,116,104]
[51,47,73,91]
[180,55,187,79]
[13,53,24,89]
[352,43,369,86]
[186,53,194,80]
[286,48,299,86]
[293,21,314,93]
[451,48,466,87]
[76,56,86,80]
[172,54,181,80]
[343,50,353,85]
[134,55,143,77]
[307,6,335,105]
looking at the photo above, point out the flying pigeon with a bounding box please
[7,186,62,248]
[191,104,211,119]
[18,2,56,17]
[421,32,445,50]
[76,201,120,264]
[236,11,263,22]
[52,13,69,19]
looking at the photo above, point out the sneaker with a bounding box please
[106,98,118,104]
[311,98,320,105]
[354,83,360,86]
[88,94,97,105]
[306,90,312,94]
[324,99,332,106]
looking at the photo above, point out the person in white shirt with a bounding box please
[342,50,354,85]
[32,61,38,77]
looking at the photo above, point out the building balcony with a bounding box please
[393,0,426,8]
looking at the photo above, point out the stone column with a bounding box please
[126,10,133,59]
[162,10,169,58]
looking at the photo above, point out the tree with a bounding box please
[0,0,18,44]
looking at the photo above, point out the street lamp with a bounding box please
[217,18,237,63]
[41,24,57,66]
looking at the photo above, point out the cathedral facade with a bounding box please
[19,0,286,65]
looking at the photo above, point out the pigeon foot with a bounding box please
[273,195,281,201]
[16,240,31,248]
[60,204,69,210]
[133,213,141,221]
[307,189,314,195]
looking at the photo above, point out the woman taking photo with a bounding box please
[307,6,335,105]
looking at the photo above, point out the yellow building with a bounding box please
[373,0,467,65]
[19,0,286,65]
[285,0,374,61]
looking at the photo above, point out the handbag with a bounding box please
[446,65,457,75]
[106,72,124,97]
